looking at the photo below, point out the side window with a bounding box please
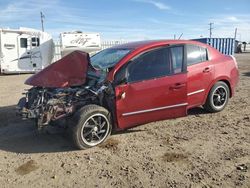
[187,45,208,66]
[31,37,40,47]
[170,46,184,74]
[200,47,208,62]
[20,38,27,48]
[127,48,170,83]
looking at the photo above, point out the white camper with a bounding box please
[60,32,101,57]
[0,27,54,74]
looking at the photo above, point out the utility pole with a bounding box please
[234,28,237,40]
[40,12,45,32]
[209,23,214,39]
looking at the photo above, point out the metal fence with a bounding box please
[101,40,129,50]
[53,40,129,62]
[53,41,62,62]
[192,38,235,55]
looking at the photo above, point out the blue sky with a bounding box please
[0,0,250,41]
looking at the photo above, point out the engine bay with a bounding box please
[17,74,114,130]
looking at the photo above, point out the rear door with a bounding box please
[115,46,188,129]
[186,44,214,108]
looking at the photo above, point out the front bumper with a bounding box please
[16,97,34,119]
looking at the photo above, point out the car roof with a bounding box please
[112,40,210,50]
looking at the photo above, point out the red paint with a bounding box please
[25,51,91,88]
[115,74,187,129]
[187,61,215,108]
[107,40,239,130]
[25,40,239,130]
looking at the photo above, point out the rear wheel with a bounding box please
[203,81,230,113]
[70,105,112,149]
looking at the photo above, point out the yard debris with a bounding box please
[236,164,248,172]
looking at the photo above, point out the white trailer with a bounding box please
[60,32,101,57]
[0,27,54,74]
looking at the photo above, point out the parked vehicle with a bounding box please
[17,40,239,149]
[0,27,54,74]
[60,31,101,57]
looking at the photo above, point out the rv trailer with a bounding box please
[60,31,101,57]
[0,27,54,74]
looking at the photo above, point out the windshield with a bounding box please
[90,48,131,70]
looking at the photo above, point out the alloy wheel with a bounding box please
[80,113,110,146]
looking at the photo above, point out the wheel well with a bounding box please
[219,79,232,97]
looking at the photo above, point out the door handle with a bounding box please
[203,67,211,73]
[170,83,186,90]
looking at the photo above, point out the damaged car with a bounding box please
[17,40,239,149]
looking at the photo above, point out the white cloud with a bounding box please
[227,16,239,22]
[208,14,250,41]
[0,0,58,22]
[134,0,171,10]
[1,1,249,42]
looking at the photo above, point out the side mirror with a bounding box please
[114,69,127,85]
[117,77,127,86]
[114,62,131,86]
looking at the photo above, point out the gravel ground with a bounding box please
[0,53,249,188]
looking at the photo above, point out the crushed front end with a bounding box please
[17,82,111,129]
[16,51,115,130]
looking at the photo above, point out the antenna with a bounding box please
[178,33,183,40]
[209,23,214,39]
[40,12,45,32]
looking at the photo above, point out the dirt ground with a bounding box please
[0,52,249,188]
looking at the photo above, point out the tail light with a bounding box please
[230,55,238,69]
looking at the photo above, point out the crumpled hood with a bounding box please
[25,51,93,88]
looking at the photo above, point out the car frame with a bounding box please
[17,40,239,149]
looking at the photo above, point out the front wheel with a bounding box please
[203,81,230,113]
[70,105,112,149]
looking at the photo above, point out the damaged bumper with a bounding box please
[16,97,29,119]
[16,51,115,130]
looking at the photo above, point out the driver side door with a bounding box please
[115,45,188,129]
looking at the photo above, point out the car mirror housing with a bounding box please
[114,61,132,86]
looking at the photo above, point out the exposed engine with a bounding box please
[17,75,114,129]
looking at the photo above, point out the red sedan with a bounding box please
[18,40,239,149]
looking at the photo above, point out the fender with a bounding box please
[202,76,232,105]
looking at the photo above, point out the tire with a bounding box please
[203,81,230,113]
[70,104,112,150]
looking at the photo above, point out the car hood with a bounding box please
[25,51,94,88]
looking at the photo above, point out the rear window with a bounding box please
[187,45,208,66]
